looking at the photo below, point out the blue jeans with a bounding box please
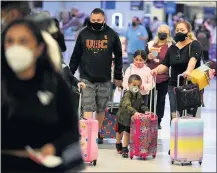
[168,85,176,115]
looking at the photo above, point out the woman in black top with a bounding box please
[151,21,202,121]
[1,20,84,172]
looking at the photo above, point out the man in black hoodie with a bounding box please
[70,8,123,144]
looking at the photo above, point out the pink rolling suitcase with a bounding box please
[78,89,98,166]
[129,79,158,160]
[170,74,204,166]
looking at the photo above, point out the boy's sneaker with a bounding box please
[116,143,123,154]
[122,147,129,158]
[98,132,103,144]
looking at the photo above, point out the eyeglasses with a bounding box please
[176,50,180,60]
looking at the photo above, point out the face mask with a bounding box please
[5,45,34,72]
[134,62,144,68]
[130,86,139,94]
[132,22,137,27]
[90,21,104,31]
[174,32,188,42]
[158,32,167,40]
[71,14,76,17]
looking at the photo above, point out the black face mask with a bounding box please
[174,32,188,42]
[89,21,104,31]
[158,32,167,40]
[132,22,137,27]
[71,14,76,17]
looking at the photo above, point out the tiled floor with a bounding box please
[82,79,216,172]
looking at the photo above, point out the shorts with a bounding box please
[116,123,130,134]
[81,79,111,113]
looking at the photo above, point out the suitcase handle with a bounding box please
[110,85,123,113]
[78,87,83,119]
[176,74,192,117]
[177,74,189,87]
[149,76,157,117]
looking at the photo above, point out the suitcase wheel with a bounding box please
[199,161,202,165]
[142,156,146,160]
[181,163,184,166]
[93,160,97,166]
[171,161,174,164]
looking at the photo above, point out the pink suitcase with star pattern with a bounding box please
[79,119,98,166]
[78,89,98,166]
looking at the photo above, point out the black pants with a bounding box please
[203,50,209,62]
[148,80,168,124]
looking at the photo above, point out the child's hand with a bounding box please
[133,112,140,118]
[77,82,86,89]
[140,85,144,90]
[153,59,160,63]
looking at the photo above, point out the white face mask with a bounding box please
[5,45,34,72]
[130,86,139,94]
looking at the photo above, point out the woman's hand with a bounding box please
[182,70,191,78]
[77,82,86,89]
[153,58,160,63]
[140,85,144,90]
[209,69,216,79]
[151,68,158,77]
[40,143,56,156]
[148,53,156,60]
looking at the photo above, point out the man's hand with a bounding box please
[40,143,56,156]
[77,82,86,89]
[114,80,122,88]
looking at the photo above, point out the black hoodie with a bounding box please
[69,22,123,82]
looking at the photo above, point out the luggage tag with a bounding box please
[26,146,63,168]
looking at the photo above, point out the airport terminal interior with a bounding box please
[2,1,216,172]
[33,1,217,172]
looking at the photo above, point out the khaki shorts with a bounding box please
[81,79,111,113]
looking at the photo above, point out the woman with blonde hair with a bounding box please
[146,24,175,129]
[150,21,203,129]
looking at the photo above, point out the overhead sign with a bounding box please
[130,1,144,11]
[153,1,164,9]
[165,2,176,14]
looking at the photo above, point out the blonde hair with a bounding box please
[175,21,197,40]
[153,24,175,45]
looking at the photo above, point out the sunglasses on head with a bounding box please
[176,50,180,60]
